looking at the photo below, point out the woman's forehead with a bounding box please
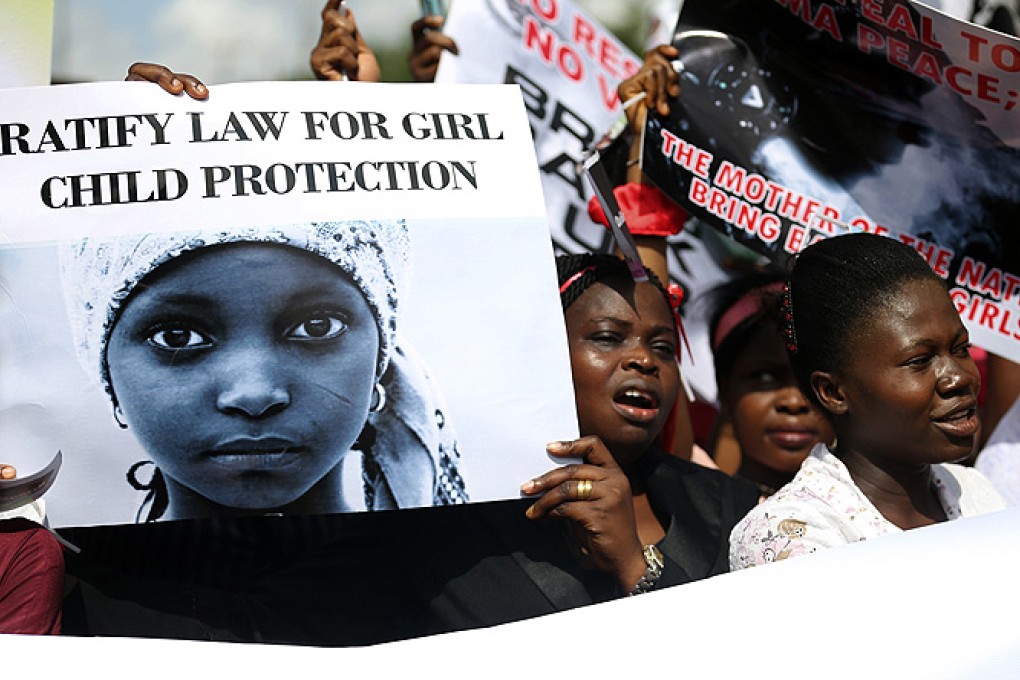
[734,323,787,364]
[567,279,672,325]
[850,278,963,350]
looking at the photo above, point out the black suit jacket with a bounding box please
[407,448,760,635]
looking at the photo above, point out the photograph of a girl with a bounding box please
[60,220,468,521]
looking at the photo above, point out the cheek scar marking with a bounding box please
[310,381,355,406]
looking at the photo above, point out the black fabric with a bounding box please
[59,449,759,645]
[634,448,762,588]
[61,511,424,644]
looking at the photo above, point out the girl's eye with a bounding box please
[289,315,348,341]
[952,341,972,357]
[752,370,779,386]
[148,326,211,350]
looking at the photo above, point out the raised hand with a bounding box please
[311,0,381,82]
[407,15,459,83]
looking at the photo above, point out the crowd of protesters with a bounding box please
[0,0,1018,643]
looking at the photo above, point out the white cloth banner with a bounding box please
[0,81,577,526]
[5,507,1020,678]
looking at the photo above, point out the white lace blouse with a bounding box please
[729,445,1006,570]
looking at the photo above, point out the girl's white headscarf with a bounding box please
[60,220,409,404]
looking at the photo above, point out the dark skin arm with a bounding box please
[126,62,208,99]
[615,46,695,460]
[407,15,459,83]
[521,436,650,593]
[617,44,682,197]
[310,0,381,82]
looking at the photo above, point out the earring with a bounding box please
[369,382,387,413]
[113,405,129,430]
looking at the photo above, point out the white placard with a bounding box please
[0,81,577,526]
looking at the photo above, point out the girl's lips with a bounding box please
[207,451,304,470]
[207,438,306,470]
[933,408,980,438]
[767,429,818,450]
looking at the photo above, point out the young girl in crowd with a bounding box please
[730,233,1006,569]
[706,271,834,495]
[61,221,467,521]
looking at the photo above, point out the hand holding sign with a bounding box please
[521,436,648,594]
[620,44,681,127]
[126,62,208,100]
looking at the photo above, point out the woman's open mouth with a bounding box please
[613,387,661,424]
[932,406,980,438]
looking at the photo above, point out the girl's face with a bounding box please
[823,278,980,467]
[722,324,834,475]
[564,278,680,467]
[107,243,379,515]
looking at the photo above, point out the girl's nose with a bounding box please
[215,353,291,418]
[775,386,810,414]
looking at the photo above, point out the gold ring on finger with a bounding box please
[576,479,593,501]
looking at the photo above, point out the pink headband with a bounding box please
[559,266,597,294]
[712,282,785,352]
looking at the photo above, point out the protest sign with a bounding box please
[0,81,577,527]
[432,1,777,407]
[436,0,641,255]
[641,0,1020,363]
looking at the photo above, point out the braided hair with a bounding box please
[556,253,673,314]
[786,233,944,404]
